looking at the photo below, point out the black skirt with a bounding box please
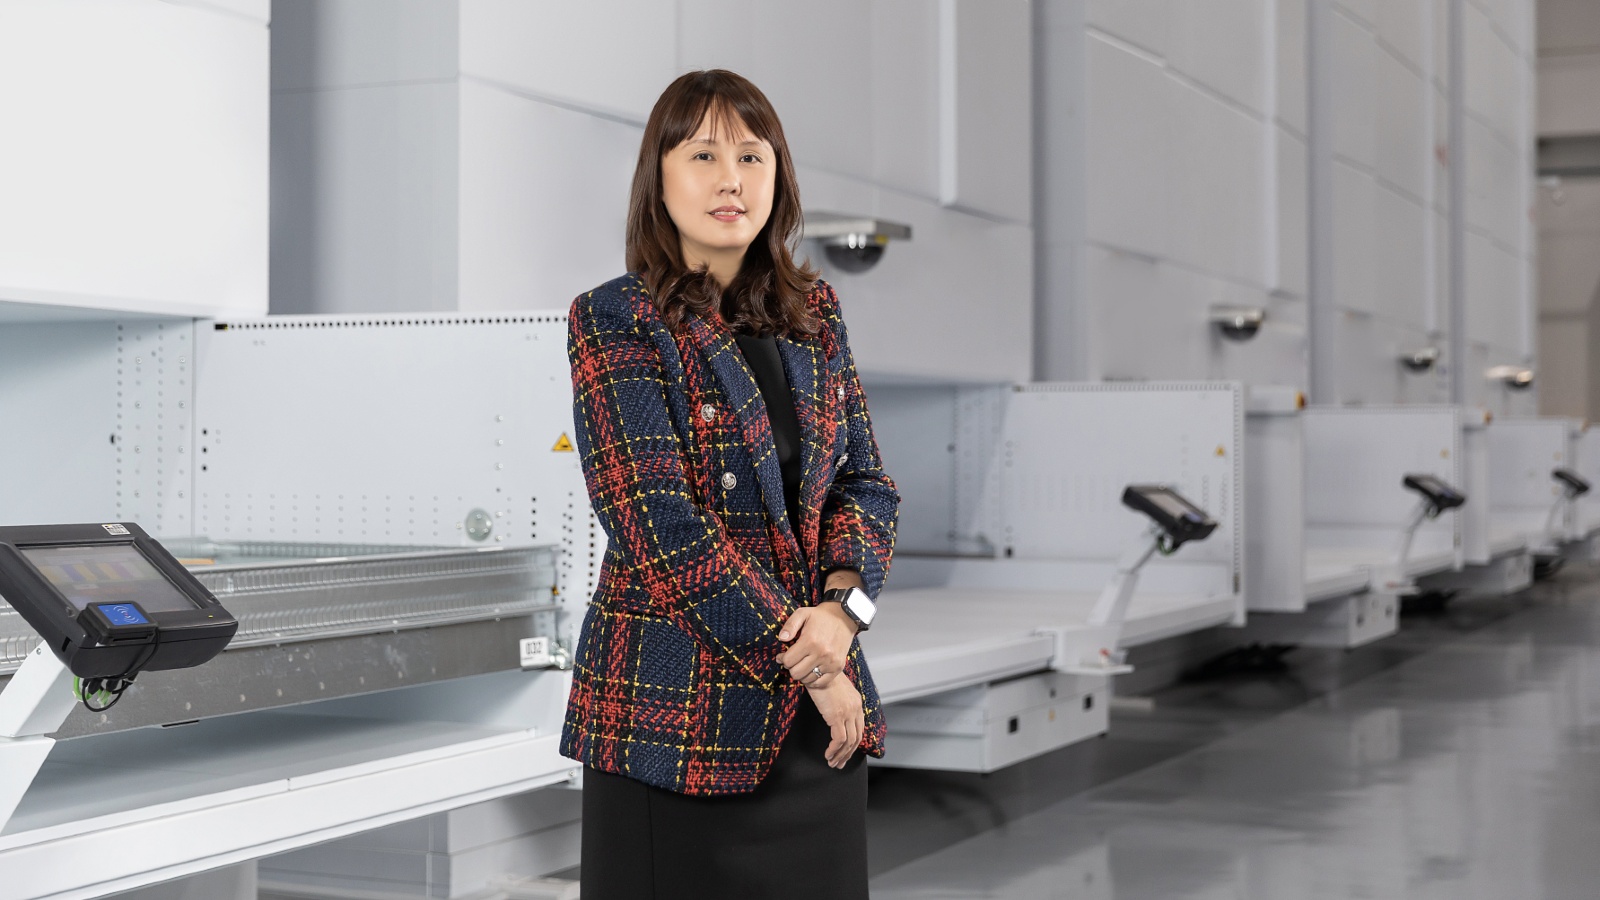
[580,693,869,900]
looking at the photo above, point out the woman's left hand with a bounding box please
[777,599,859,690]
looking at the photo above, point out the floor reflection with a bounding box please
[868,568,1600,898]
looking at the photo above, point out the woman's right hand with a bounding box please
[807,674,865,769]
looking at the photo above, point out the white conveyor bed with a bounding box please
[863,587,1239,706]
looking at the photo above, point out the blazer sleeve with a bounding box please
[568,291,794,685]
[816,283,901,599]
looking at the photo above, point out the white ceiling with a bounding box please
[1540,0,1600,56]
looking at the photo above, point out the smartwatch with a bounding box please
[821,586,876,632]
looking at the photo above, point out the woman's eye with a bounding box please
[692,151,713,161]
[741,154,763,164]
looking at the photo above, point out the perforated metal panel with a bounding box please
[0,319,193,535]
[1000,383,1243,585]
[193,312,598,647]
[1303,407,1462,528]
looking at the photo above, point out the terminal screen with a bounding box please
[20,544,198,614]
[1148,490,1197,520]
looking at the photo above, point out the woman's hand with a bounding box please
[776,569,866,689]
[807,675,865,768]
[777,603,857,689]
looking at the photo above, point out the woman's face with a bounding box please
[660,108,776,274]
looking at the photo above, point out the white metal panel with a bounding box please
[1276,128,1310,298]
[1465,231,1523,345]
[1244,409,1308,612]
[1086,247,1200,382]
[271,82,461,315]
[459,0,675,123]
[1462,2,1522,137]
[940,0,1032,223]
[1464,116,1521,248]
[1167,80,1270,287]
[870,0,941,201]
[1168,0,1271,116]
[457,80,636,314]
[1085,0,1170,57]
[0,322,193,535]
[827,189,1032,384]
[1084,33,1173,259]
[998,383,1243,593]
[1331,12,1377,169]
[1460,411,1497,563]
[1302,406,1462,561]
[1332,316,1450,406]
[1373,47,1431,202]
[868,386,962,555]
[1375,0,1431,72]
[1372,185,1431,332]
[193,313,599,635]
[1276,0,1309,136]
[1333,163,1378,314]
[1487,417,1573,541]
[1337,0,1377,26]
[0,0,267,319]
[679,0,876,185]
[203,0,270,23]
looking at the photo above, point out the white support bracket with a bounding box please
[1042,525,1163,676]
[1543,489,1580,552]
[1378,497,1433,594]
[0,642,78,831]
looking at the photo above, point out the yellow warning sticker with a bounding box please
[552,433,575,452]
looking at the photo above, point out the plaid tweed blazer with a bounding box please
[559,273,900,796]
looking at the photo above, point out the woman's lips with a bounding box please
[711,207,745,222]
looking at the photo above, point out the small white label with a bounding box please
[102,524,130,535]
[520,636,553,669]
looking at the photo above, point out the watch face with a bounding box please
[844,588,876,625]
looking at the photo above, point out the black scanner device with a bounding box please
[0,523,236,679]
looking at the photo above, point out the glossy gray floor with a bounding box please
[864,568,1600,898]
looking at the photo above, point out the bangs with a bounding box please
[661,94,778,154]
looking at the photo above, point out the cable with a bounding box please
[75,632,163,713]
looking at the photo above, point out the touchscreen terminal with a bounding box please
[19,544,200,614]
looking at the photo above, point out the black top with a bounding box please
[732,333,803,537]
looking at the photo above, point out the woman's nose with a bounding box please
[718,161,740,193]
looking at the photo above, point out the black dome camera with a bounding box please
[1400,347,1440,373]
[803,213,911,275]
[1209,306,1265,341]
[823,234,887,273]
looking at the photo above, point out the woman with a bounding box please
[562,69,900,899]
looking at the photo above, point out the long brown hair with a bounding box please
[626,70,819,337]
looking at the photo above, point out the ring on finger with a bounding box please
[811,665,825,681]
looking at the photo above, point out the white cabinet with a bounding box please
[0,0,268,319]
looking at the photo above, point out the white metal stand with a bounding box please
[1542,487,1580,552]
[1044,525,1163,675]
[1377,497,1433,593]
[0,643,77,831]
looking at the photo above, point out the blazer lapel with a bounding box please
[682,315,801,558]
[777,335,832,565]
